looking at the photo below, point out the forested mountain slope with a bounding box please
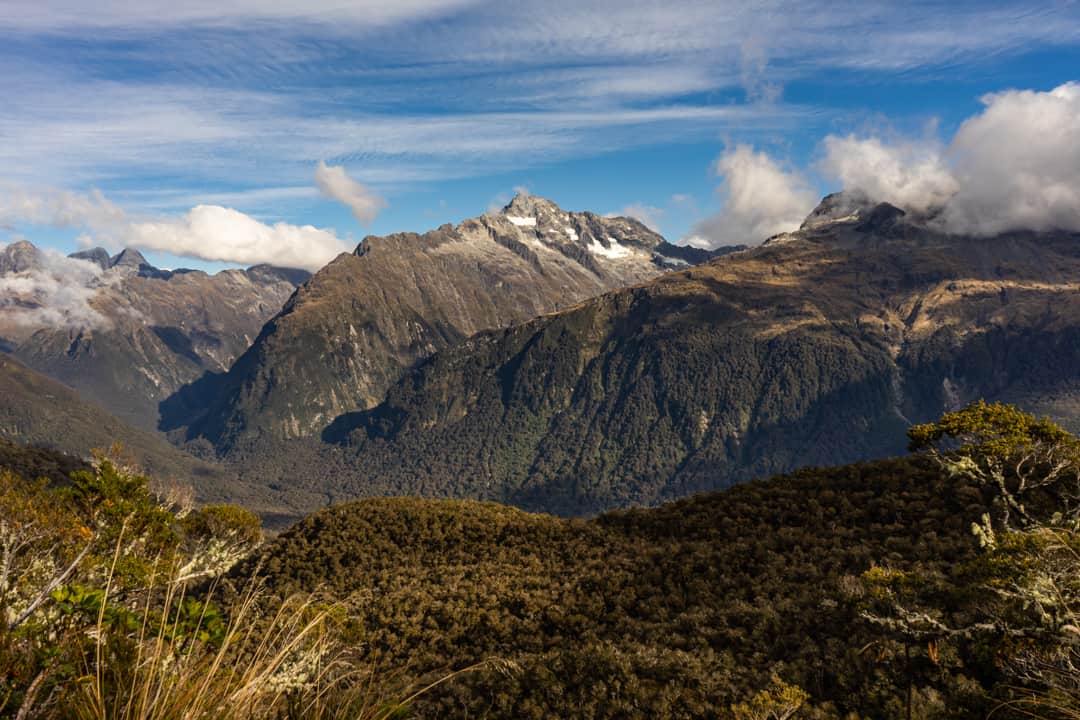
[0,354,290,514]
[234,194,1080,518]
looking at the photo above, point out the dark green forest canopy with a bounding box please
[247,456,999,718]
[5,403,1076,718]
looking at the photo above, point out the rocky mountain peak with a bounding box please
[799,191,879,230]
[69,247,112,270]
[490,193,669,261]
[501,192,561,218]
[855,202,906,233]
[107,247,177,279]
[110,247,151,270]
[782,193,918,248]
[495,194,576,237]
[0,240,40,274]
[800,192,915,233]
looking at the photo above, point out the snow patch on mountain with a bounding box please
[590,237,631,259]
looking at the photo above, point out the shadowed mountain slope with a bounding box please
[0,354,223,493]
[0,353,304,516]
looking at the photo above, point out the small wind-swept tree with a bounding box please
[0,472,92,632]
[866,401,1080,718]
[907,399,1080,531]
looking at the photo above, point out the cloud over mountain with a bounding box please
[688,145,817,247]
[943,82,1080,235]
[690,82,1080,248]
[0,245,112,330]
[0,188,349,271]
[819,134,957,214]
[822,82,1080,235]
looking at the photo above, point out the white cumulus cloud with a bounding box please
[124,205,349,271]
[0,187,349,271]
[819,82,1080,236]
[688,144,817,247]
[819,133,957,214]
[943,82,1080,235]
[314,161,387,225]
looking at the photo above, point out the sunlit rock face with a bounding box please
[181,194,737,449]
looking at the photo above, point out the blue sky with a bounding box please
[1,0,1079,271]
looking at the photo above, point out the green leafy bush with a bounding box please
[0,447,428,720]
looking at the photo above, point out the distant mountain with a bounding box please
[0,240,309,430]
[231,193,1080,519]
[0,354,222,496]
[68,246,112,269]
[0,353,305,519]
[173,194,739,450]
[0,240,39,274]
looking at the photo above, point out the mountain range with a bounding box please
[3,192,1080,524]
[0,241,308,429]
[166,194,737,451]
[225,194,1080,520]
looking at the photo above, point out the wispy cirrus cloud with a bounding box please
[1,0,1078,262]
[0,66,805,199]
[0,0,479,30]
[3,1,1075,191]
